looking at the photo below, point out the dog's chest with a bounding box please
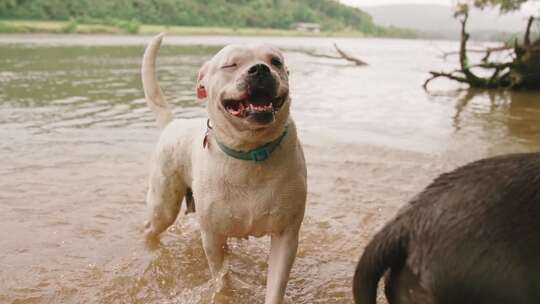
[192,160,306,237]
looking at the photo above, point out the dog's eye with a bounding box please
[221,63,237,69]
[271,57,282,68]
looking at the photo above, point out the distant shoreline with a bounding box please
[0,20,377,38]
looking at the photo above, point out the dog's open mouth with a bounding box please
[222,93,285,124]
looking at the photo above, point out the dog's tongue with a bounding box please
[229,103,245,116]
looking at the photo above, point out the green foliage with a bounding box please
[0,20,17,32]
[61,17,77,33]
[379,26,418,39]
[466,0,532,12]
[114,19,140,34]
[0,0,16,12]
[0,0,385,34]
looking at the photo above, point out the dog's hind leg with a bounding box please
[144,147,186,243]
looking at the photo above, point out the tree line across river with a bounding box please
[0,0,415,36]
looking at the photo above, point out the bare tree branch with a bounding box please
[442,46,512,60]
[470,62,513,69]
[287,44,368,66]
[292,49,343,60]
[333,43,368,66]
[424,7,538,90]
[457,10,486,87]
[423,70,469,89]
[524,16,535,47]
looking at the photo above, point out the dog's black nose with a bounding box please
[248,64,270,76]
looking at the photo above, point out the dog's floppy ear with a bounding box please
[196,62,209,100]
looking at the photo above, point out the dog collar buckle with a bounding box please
[250,147,270,162]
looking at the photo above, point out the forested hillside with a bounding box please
[0,0,389,34]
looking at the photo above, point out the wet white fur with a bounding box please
[141,34,307,304]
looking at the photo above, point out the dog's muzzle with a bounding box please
[222,64,286,125]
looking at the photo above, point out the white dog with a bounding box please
[141,34,307,304]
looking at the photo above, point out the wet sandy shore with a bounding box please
[0,122,463,303]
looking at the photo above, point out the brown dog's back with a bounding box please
[354,153,540,304]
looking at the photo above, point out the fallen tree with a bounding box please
[425,3,539,90]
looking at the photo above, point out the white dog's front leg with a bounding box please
[144,153,186,242]
[265,228,299,304]
[201,231,227,277]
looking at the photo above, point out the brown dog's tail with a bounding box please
[353,219,408,304]
[142,33,173,129]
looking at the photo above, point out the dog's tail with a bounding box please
[353,218,408,304]
[142,33,173,129]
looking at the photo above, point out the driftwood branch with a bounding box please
[442,46,512,60]
[489,65,506,83]
[469,62,513,69]
[423,70,469,89]
[524,16,534,47]
[288,44,368,66]
[297,49,342,60]
[456,11,489,87]
[332,43,368,66]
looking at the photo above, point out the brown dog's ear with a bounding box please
[196,62,209,100]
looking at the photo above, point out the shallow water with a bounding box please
[1,34,539,304]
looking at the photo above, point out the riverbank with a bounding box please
[0,19,373,37]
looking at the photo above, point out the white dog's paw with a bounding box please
[282,295,293,304]
[210,260,234,303]
[211,288,233,304]
[211,278,233,304]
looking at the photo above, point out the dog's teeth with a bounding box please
[245,102,275,113]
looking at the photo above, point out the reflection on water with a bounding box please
[0,45,216,130]
[451,89,540,150]
[0,35,539,304]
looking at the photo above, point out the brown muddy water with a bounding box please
[1,34,539,304]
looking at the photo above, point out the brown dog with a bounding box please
[354,153,540,304]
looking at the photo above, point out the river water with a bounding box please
[1,34,539,304]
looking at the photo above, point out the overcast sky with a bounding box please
[342,0,540,15]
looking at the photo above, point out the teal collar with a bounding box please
[205,120,289,162]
